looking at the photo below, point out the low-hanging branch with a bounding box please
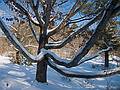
[45,47,111,68]
[47,59,120,79]
[0,18,46,62]
[46,0,119,68]
[0,0,119,69]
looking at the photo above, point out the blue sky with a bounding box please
[0,0,14,24]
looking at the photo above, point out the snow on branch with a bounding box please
[0,16,115,67]
[8,0,42,26]
[67,0,118,68]
[48,59,120,79]
[47,0,81,37]
[45,11,103,49]
[46,0,118,68]
[0,17,46,62]
[45,47,111,68]
[78,47,111,65]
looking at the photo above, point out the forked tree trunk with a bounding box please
[105,51,109,67]
[36,35,48,83]
[36,57,47,82]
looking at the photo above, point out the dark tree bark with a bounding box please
[105,51,109,67]
[36,58,47,82]
[0,0,119,83]
[36,34,48,83]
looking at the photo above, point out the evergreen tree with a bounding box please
[95,20,120,67]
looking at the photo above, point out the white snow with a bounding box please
[0,55,120,90]
[0,10,4,16]
[0,17,48,61]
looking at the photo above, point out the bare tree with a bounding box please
[0,0,120,83]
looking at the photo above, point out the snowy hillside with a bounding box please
[0,55,120,90]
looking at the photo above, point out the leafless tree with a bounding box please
[0,0,120,83]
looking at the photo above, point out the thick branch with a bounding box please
[8,0,40,26]
[68,0,119,67]
[46,0,118,68]
[45,47,111,68]
[47,0,81,37]
[45,11,103,49]
[29,0,44,28]
[0,18,46,61]
[48,60,120,79]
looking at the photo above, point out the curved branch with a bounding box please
[47,0,81,37]
[8,0,40,26]
[45,47,111,68]
[48,60,120,79]
[0,18,45,62]
[45,11,103,49]
[46,0,118,68]
[68,0,119,67]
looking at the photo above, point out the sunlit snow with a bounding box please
[0,55,120,90]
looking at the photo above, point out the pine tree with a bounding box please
[95,20,120,67]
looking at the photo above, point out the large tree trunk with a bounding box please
[36,34,48,83]
[105,51,109,67]
[36,57,47,82]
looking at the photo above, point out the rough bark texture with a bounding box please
[36,58,47,82]
[36,34,48,83]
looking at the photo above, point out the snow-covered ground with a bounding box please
[0,55,120,90]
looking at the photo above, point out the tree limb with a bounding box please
[8,0,40,26]
[47,0,81,37]
[45,47,111,68]
[29,0,44,28]
[45,11,103,49]
[0,17,46,62]
[46,0,119,68]
[68,0,119,67]
[48,59,120,79]
[28,20,39,43]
